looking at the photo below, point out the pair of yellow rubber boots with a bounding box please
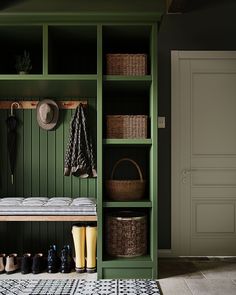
[72,222,97,273]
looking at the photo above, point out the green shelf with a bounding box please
[103,139,152,146]
[0,74,97,81]
[0,75,45,80]
[45,74,97,80]
[103,76,151,95]
[102,255,153,268]
[103,201,152,208]
[103,75,152,81]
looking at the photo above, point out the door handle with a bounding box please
[182,169,191,177]
[182,169,195,183]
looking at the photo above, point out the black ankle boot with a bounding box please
[32,253,45,274]
[47,245,60,273]
[60,245,73,273]
[21,253,32,274]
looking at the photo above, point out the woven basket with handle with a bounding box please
[106,158,146,201]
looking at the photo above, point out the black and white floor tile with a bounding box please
[0,279,162,295]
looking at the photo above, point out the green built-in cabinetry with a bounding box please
[97,24,158,279]
[0,16,159,279]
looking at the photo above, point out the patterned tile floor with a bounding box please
[0,279,162,295]
[1,258,236,294]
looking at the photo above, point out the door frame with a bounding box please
[171,50,236,256]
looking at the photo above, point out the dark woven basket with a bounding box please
[106,115,148,139]
[105,211,147,257]
[106,54,147,76]
[106,158,146,201]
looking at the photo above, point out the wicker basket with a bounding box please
[106,158,146,201]
[105,211,147,257]
[106,54,147,76]
[106,115,148,139]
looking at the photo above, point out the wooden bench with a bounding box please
[0,215,97,222]
[0,197,97,222]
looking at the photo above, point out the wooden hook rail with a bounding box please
[0,100,87,110]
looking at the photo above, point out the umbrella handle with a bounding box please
[11,102,20,116]
[11,174,14,184]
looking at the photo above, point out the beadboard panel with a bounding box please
[0,98,97,254]
[0,221,74,255]
[0,99,97,198]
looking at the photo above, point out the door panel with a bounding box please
[194,203,235,233]
[192,73,236,155]
[172,51,236,255]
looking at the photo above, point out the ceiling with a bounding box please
[0,0,165,13]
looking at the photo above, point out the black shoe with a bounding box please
[32,253,45,274]
[21,253,32,274]
[47,245,60,273]
[60,245,73,273]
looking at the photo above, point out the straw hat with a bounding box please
[36,99,59,130]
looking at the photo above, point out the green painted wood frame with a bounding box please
[0,16,159,279]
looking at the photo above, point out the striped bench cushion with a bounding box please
[0,197,96,215]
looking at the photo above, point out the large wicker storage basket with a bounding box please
[106,158,146,201]
[105,211,147,257]
[106,54,147,76]
[106,115,148,139]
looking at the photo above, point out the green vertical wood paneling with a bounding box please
[31,110,40,197]
[72,164,79,197]
[7,109,16,196]
[23,221,32,253]
[0,222,7,250]
[63,110,72,197]
[15,110,24,196]
[0,104,97,254]
[0,106,97,197]
[80,179,88,197]
[23,110,32,196]
[31,221,40,253]
[0,80,97,196]
[39,127,48,196]
[47,130,56,197]
[0,110,8,196]
[56,115,64,196]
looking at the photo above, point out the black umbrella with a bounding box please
[6,102,20,184]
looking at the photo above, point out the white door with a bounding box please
[172,51,236,256]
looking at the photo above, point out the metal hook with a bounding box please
[10,102,20,116]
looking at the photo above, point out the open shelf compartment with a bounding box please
[0,25,43,74]
[102,208,152,269]
[103,25,152,75]
[48,25,97,75]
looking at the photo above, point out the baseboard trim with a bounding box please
[157,249,236,259]
[158,249,174,257]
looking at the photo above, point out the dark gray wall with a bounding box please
[158,0,236,249]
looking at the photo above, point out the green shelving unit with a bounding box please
[0,15,159,279]
[100,23,158,279]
